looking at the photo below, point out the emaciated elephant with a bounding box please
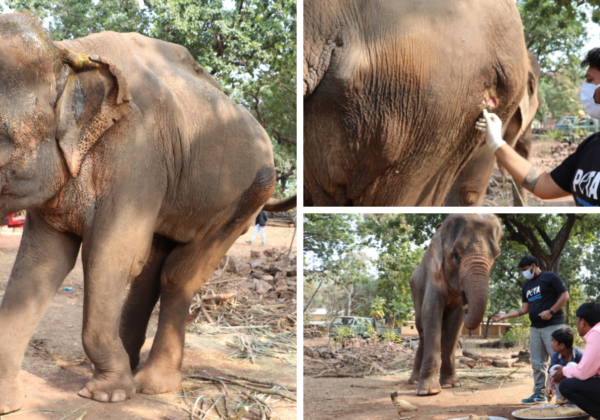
[304,0,530,206]
[445,51,541,207]
[409,214,502,395]
[0,14,294,414]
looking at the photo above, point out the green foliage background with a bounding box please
[304,213,600,340]
[518,0,600,120]
[4,0,296,196]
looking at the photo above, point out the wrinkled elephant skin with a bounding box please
[445,51,541,207]
[409,214,502,396]
[0,14,279,413]
[304,0,528,206]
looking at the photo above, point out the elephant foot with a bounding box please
[0,377,24,414]
[134,365,182,395]
[440,374,461,389]
[415,377,442,396]
[408,372,419,385]
[78,372,136,403]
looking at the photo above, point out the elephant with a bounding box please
[304,0,530,206]
[0,13,295,414]
[409,214,502,396]
[445,51,541,207]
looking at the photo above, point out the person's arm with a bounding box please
[494,146,571,199]
[562,330,600,381]
[476,111,571,200]
[539,291,569,321]
[491,302,529,322]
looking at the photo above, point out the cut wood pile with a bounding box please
[267,211,296,227]
[304,325,323,338]
[477,339,516,349]
[459,349,530,369]
[186,248,297,334]
[304,341,414,378]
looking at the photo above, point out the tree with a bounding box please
[536,69,583,120]
[304,213,361,272]
[6,0,297,195]
[519,0,589,73]
[517,1,597,120]
[493,214,600,326]
[497,214,587,272]
[360,214,440,325]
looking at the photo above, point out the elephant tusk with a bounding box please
[462,304,469,311]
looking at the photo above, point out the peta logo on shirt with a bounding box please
[526,286,541,301]
[573,170,600,199]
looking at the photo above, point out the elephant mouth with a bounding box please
[461,291,469,313]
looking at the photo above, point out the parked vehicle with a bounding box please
[554,115,600,144]
[328,316,402,339]
[0,213,25,228]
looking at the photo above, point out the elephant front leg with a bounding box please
[78,220,156,403]
[415,301,444,396]
[440,306,463,389]
[0,213,81,414]
[408,329,424,384]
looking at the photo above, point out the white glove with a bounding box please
[475,109,506,152]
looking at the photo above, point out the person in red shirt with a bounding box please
[551,302,600,419]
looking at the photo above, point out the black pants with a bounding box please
[559,377,600,419]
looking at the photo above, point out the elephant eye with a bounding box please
[451,250,461,264]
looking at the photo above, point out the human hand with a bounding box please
[539,310,552,321]
[551,366,566,384]
[491,314,503,322]
[475,109,506,152]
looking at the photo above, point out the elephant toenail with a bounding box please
[94,391,110,402]
[78,387,92,398]
[110,390,127,402]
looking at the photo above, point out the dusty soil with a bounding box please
[485,139,576,207]
[0,226,297,420]
[304,338,542,420]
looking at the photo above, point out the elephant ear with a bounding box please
[54,48,132,178]
[428,226,446,287]
[502,51,540,148]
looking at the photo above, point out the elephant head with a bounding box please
[0,13,131,219]
[445,51,541,207]
[428,214,502,330]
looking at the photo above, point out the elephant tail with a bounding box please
[263,196,297,212]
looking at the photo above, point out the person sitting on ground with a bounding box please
[545,327,583,402]
[551,302,600,419]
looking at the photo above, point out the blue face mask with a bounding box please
[522,266,535,280]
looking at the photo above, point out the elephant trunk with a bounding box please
[459,255,492,331]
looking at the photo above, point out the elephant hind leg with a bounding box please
[134,216,255,395]
[119,235,177,369]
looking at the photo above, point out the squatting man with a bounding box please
[550,302,600,419]
[491,255,569,405]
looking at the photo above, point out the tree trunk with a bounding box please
[483,316,493,339]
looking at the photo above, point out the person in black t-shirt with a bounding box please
[246,211,268,246]
[492,255,569,405]
[475,49,600,206]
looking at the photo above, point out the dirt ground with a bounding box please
[485,139,576,207]
[0,225,297,420]
[304,338,543,420]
